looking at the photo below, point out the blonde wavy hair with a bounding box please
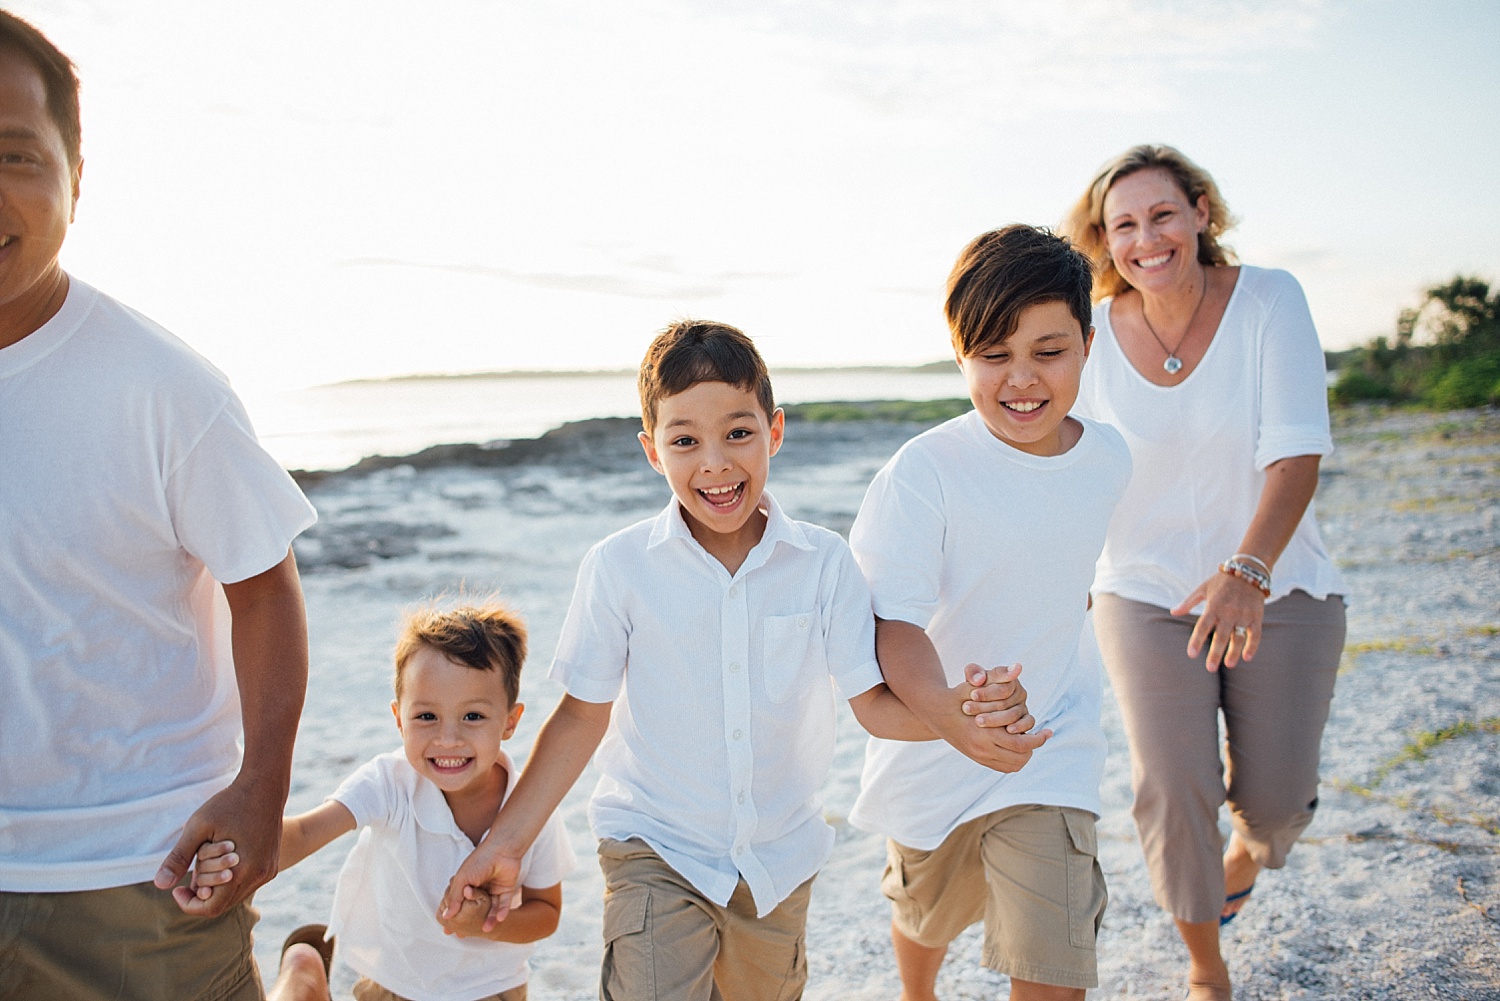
[1060,144,1238,302]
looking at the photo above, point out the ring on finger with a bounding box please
[1232,625,1249,637]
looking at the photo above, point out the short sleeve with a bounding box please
[849,449,946,629]
[818,541,883,701]
[330,755,396,830]
[1255,271,1335,469]
[166,394,317,583]
[519,810,577,890]
[548,545,630,703]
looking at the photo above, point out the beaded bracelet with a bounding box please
[1219,558,1271,597]
[1230,552,1271,576]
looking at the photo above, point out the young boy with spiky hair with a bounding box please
[850,225,1132,1001]
[436,320,1046,1001]
[198,603,574,1001]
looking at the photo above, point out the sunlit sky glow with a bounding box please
[14,0,1500,394]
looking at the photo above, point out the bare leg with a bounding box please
[1174,919,1231,1001]
[265,943,330,1001]
[1221,831,1261,923]
[1008,979,1083,1001]
[892,923,947,1001]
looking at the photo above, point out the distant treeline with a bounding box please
[1327,276,1500,409]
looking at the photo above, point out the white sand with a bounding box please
[254,407,1499,1000]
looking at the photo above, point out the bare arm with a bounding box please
[875,619,1050,772]
[279,800,357,871]
[1173,455,1321,670]
[439,694,611,929]
[848,670,1037,741]
[155,549,308,916]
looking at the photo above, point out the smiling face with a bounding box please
[638,380,784,559]
[958,299,1092,457]
[0,48,79,348]
[391,643,523,798]
[1101,167,1209,297]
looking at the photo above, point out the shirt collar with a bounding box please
[410,746,517,843]
[645,490,816,560]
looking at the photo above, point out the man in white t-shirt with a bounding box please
[851,225,1131,1001]
[0,12,321,1000]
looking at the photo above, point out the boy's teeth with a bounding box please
[1005,401,1042,413]
[433,757,468,768]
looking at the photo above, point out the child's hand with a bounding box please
[188,839,240,902]
[959,663,1037,733]
[438,887,497,938]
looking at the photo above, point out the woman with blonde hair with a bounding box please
[1062,145,1346,1001]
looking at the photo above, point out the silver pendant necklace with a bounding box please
[1141,276,1207,375]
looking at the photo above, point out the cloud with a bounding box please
[337,257,791,300]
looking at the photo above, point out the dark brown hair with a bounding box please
[638,319,775,434]
[945,224,1094,356]
[1060,144,1237,301]
[393,603,527,705]
[0,11,82,168]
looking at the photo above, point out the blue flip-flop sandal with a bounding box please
[1220,883,1254,926]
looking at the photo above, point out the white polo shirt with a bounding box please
[552,492,884,917]
[327,749,576,1001]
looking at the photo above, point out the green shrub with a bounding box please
[1331,368,1397,404]
[1426,354,1500,410]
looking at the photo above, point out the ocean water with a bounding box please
[243,368,968,471]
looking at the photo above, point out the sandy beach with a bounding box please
[253,404,1499,1000]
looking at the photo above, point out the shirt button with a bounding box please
[728,584,738,597]
[733,729,743,740]
[735,846,745,856]
[729,662,741,673]
[737,791,746,804]
[797,616,808,628]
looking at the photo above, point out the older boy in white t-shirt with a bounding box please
[434,320,1047,1001]
[851,225,1132,1000]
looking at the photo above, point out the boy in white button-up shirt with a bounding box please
[199,603,575,1001]
[438,320,1048,1000]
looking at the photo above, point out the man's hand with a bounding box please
[154,774,286,916]
[438,841,525,933]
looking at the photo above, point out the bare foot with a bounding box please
[1221,832,1261,923]
[1186,981,1232,1001]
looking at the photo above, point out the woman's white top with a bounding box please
[1073,265,1346,611]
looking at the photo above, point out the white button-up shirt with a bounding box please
[328,749,576,1001]
[552,492,883,916]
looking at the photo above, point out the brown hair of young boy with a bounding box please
[946,224,1094,356]
[638,319,776,435]
[393,603,528,706]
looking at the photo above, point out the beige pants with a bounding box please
[1093,590,1345,924]
[0,881,261,1001]
[597,838,812,1001]
[353,977,527,1001]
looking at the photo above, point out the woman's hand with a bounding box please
[1172,570,1265,672]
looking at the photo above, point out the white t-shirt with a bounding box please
[849,412,1131,850]
[1073,266,1346,611]
[551,492,884,917]
[328,749,576,1001]
[0,278,317,892]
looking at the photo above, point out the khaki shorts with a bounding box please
[0,881,261,1001]
[353,976,527,1001]
[597,838,811,1001]
[882,805,1106,989]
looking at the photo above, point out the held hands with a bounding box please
[153,776,284,916]
[437,887,503,938]
[950,663,1052,773]
[438,842,525,933]
[1173,571,1265,672]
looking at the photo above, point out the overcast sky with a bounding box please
[14,0,1499,393]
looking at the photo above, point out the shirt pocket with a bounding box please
[761,611,825,703]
